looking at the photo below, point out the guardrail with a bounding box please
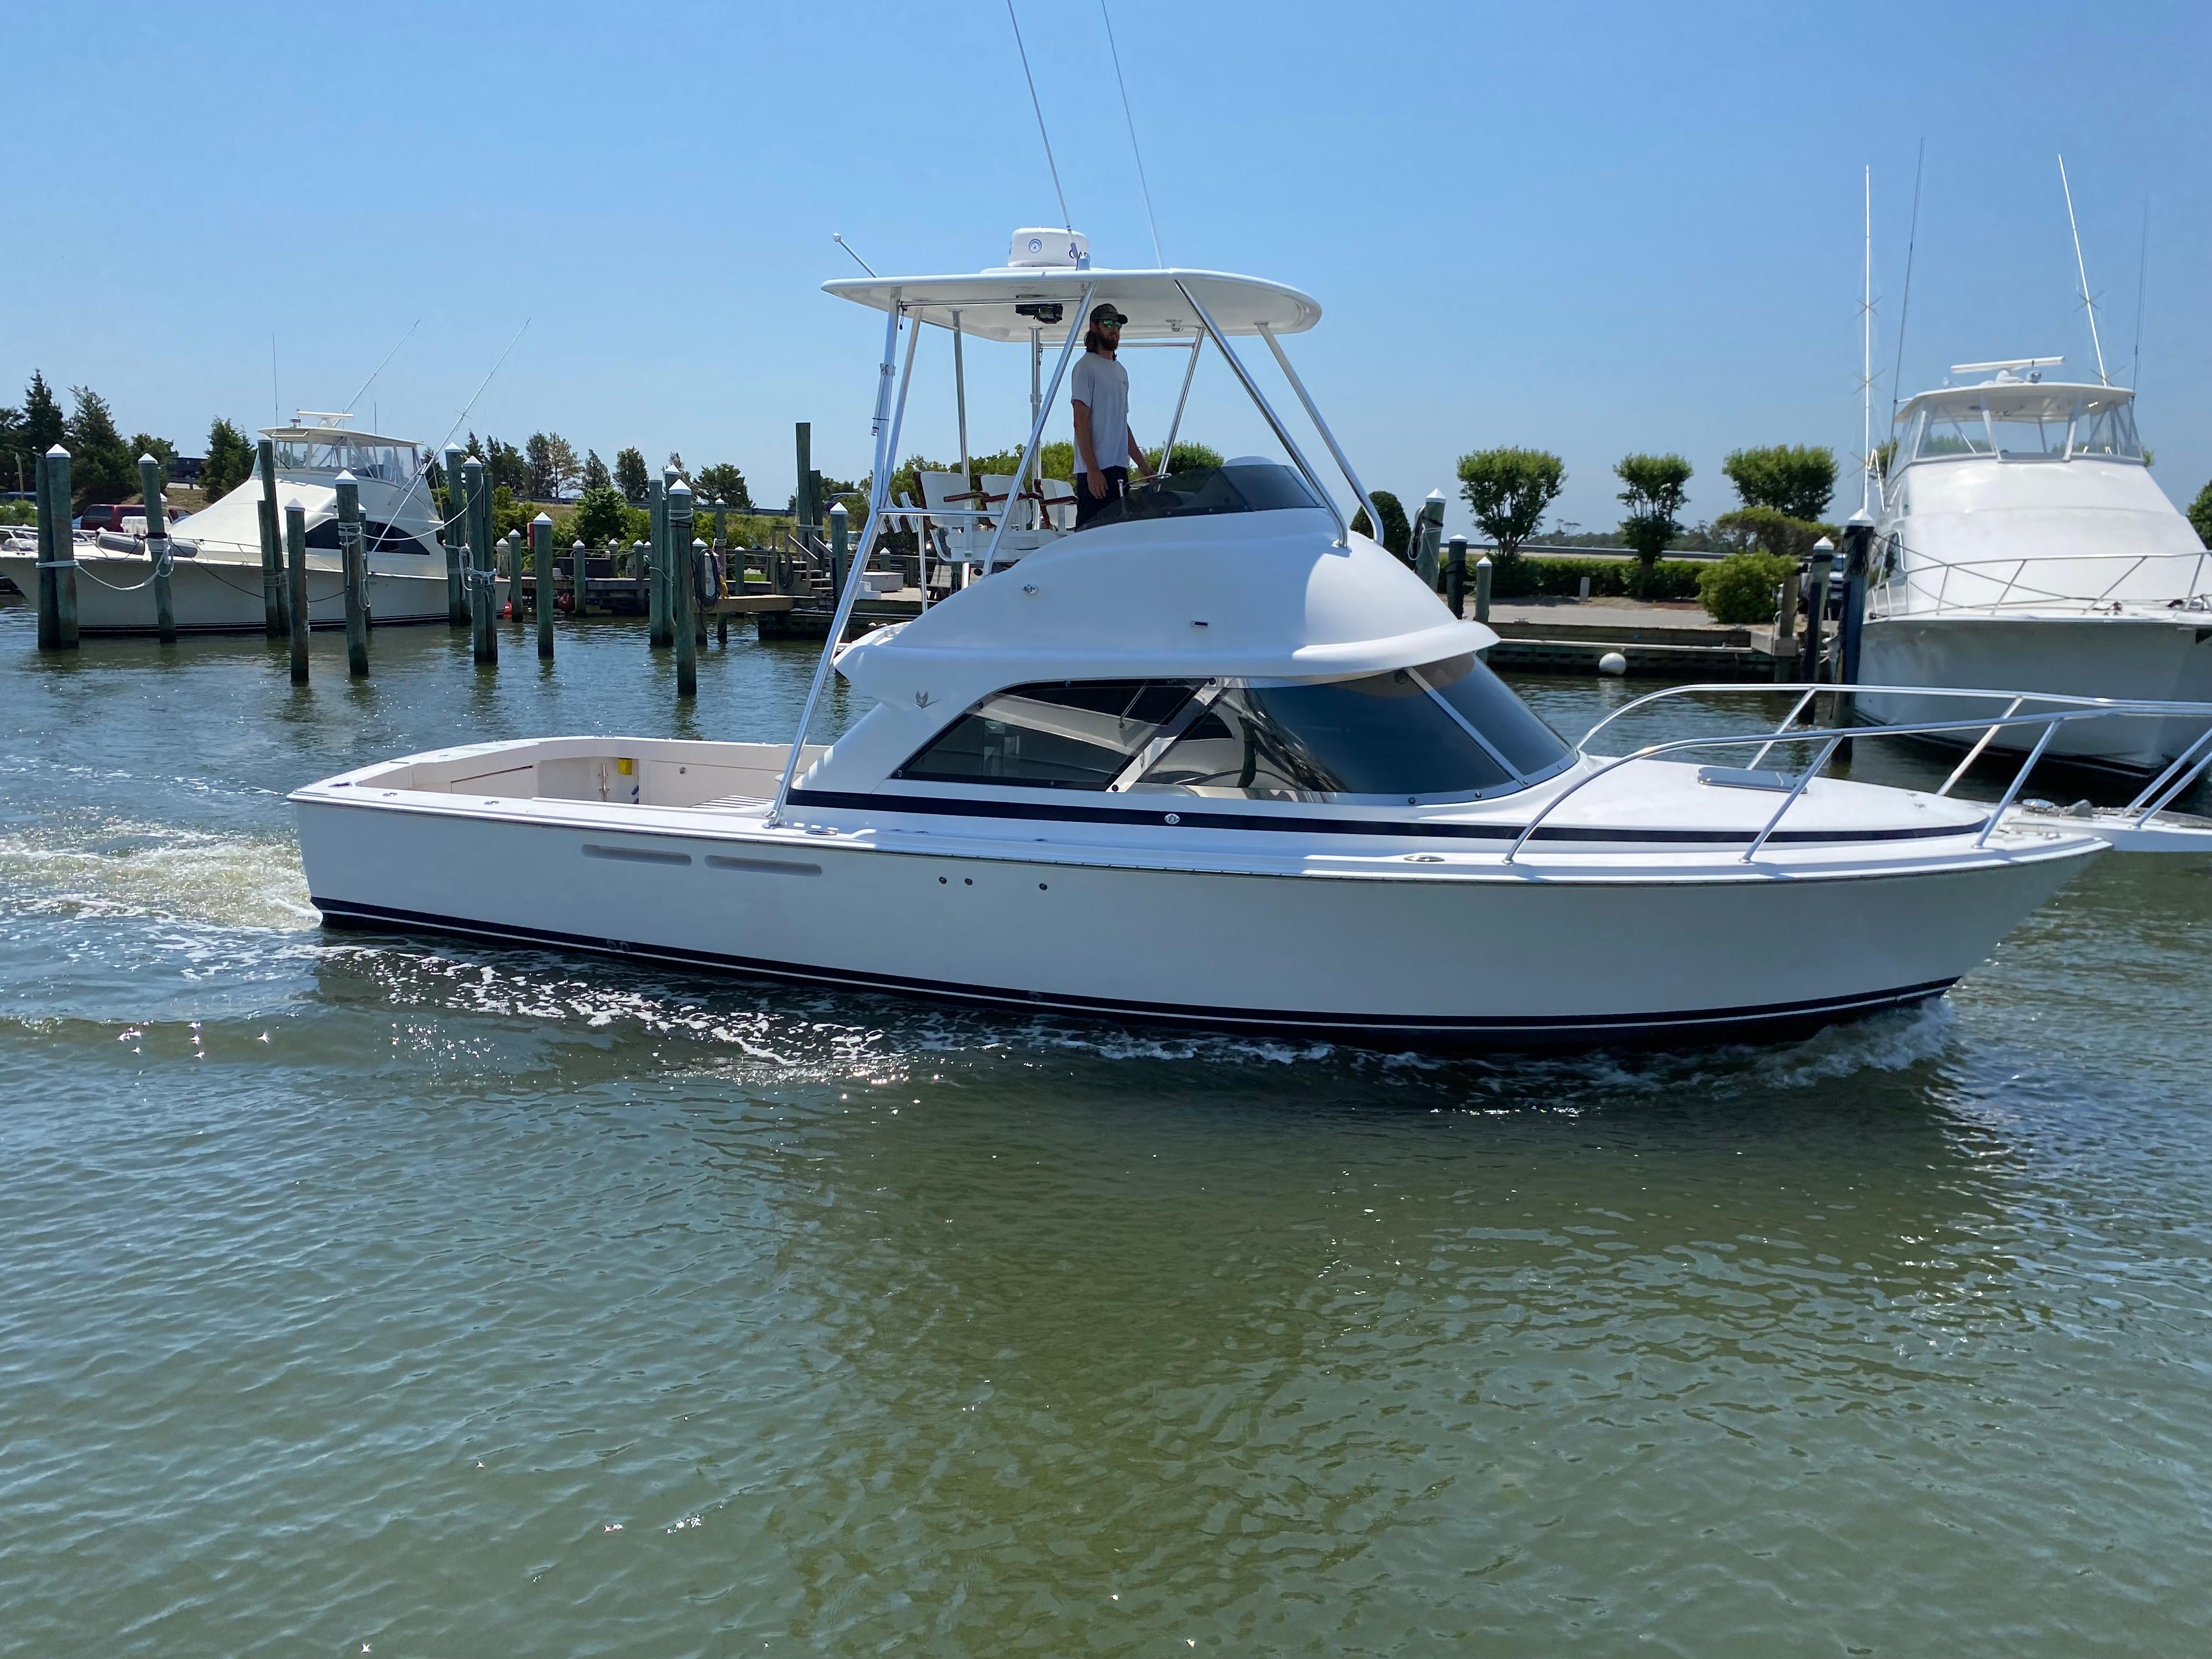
[1869,545,2212,619]
[1506,681,2212,866]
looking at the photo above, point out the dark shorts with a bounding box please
[1073,466,1129,528]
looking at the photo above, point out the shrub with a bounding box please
[1698,551,1796,625]
[1484,555,1704,603]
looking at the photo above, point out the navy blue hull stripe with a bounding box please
[786,788,1987,847]
[310,896,1956,1042]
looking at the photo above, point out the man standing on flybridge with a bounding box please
[1072,301,1150,527]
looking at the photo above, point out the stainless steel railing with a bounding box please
[1502,682,2212,866]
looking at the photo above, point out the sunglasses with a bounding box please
[1098,318,1124,328]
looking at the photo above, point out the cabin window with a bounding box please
[896,679,1203,789]
[2072,397,2142,461]
[302,519,427,552]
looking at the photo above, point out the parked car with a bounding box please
[76,504,145,535]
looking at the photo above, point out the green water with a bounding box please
[4,607,2210,1656]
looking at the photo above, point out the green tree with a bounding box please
[2190,479,2212,548]
[1142,439,1224,474]
[65,386,134,503]
[1721,444,1835,521]
[474,434,528,496]
[1456,447,1565,563]
[524,431,579,499]
[694,462,753,510]
[1615,452,1694,588]
[580,449,613,492]
[22,371,65,454]
[614,445,650,503]
[1713,504,1834,563]
[1349,488,1412,559]
[571,485,630,546]
[201,418,256,498]
[128,432,178,477]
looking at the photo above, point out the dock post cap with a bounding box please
[532,512,554,526]
[1812,536,1836,551]
[1476,553,1493,567]
[334,469,356,483]
[46,443,69,458]
[137,451,160,466]
[828,500,849,517]
[572,539,586,549]
[668,482,692,503]
[1845,506,1876,527]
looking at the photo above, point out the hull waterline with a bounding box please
[0,552,451,634]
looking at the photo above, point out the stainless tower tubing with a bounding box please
[1172,280,1343,540]
[1157,331,1205,467]
[1254,321,1384,547]
[981,281,1097,577]
[770,295,909,826]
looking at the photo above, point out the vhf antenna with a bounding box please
[1100,0,1164,266]
[2058,153,2108,385]
[1006,0,1071,230]
[1888,139,1925,427]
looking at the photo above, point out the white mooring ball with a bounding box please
[1599,651,1628,676]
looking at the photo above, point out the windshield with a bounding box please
[1901,390,2143,465]
[272,438,421,482]
[1074,462,1322,531]
[890,657,1574,803]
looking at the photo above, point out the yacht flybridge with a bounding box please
[0,414,449,634]
[291,238,2212,1046]
[1861,360,2212,772]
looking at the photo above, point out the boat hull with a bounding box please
[294,793,2096,1047]
[0,551,451,634]
[1858,614,2212,773]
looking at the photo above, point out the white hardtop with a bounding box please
[1896,366,2132,425]
[808,509,1496,794]
[822,266,1321,343]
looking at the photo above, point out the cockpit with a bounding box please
[1074,461,1324,529]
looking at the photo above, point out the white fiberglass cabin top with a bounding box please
[290,235,2212,1047]
[0,412,450,634]
[1861,358,2212,771]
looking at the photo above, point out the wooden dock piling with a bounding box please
[533,514,555,661]
[647,477,670,650]
[828,500,849,596]
[442,445,468,625]
[1446,534,1468,618]
[336,470,369,676]
[285,501,309,683]
[258,438,285,637]
[1800,538,1833,688]
[1415,490,1445,587]
[464,456,495,665]
[1474,554,1493,624]
[35,447,77,651]
[140,454,176,644]
[670,482,696,696]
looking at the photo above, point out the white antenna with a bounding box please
[1099,0,1164,266]
[345,318,421,416]
[1889,139,1925,426]
[1006,1,1071,231]
[271,335,280,424]
[2058,153,2108,385]
[1860,165,1875,511]
[832,233,878,278]
[2130,197,2148,391]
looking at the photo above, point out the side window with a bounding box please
[896,680,1202,790]
[366,522,428,554]
[1417,655,1571,776]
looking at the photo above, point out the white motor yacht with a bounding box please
[291,241,2212,1046]
[0,414,450,634]
[1859,360,2212,772]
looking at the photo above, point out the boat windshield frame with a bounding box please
[1893,385,2144,471]
[887,657,1578,808]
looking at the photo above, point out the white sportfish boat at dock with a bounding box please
[1860,360,2212,774]
[292,240,2212,1046]
[0,414,450,634]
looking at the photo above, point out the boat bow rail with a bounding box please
[1567,681,2212,857]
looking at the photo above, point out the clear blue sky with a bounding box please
[13,0,2209,533]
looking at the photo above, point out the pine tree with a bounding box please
[201,419,256,498]
[22,371,64,454]
[65,385,135,503]
[580,449,613,492]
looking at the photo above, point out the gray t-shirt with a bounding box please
[1070,349,1130,475]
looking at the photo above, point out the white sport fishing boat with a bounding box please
[291,237,2212,1046]
[0,413,449,634]
[1860,360,2212,773]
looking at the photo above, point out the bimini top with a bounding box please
[822,266,1322,343]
